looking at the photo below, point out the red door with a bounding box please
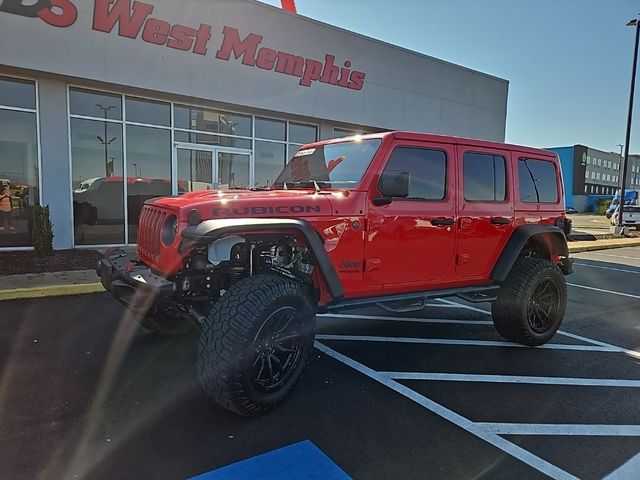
[364,141,457,288]
[455,146,515,280]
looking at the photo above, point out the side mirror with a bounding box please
[374,171,409,206]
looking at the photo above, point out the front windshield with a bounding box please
[273,138,382,189]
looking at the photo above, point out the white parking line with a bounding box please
[604,451,640,479]
[437,299,640,357]
[567,283,640,300]
[436,298,492,315]
[477,423,640,436]
[573,263,640,275]
[555,331,640,362]
[315,334,619,352]
[381,372,640,387]
[314,341,577,480]
[317,313,493,326]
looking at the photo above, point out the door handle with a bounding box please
[490,217,511,225]
[431,217,455,226]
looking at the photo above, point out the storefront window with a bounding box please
[0,110,39,247]
[218,152,250,189]
[126,125,171,243]
[289,122,317,144]
[70,88,122,120]
[71,118,124,245]
[126,97,170,126]
[0,77,39,248]
[255,141,286,188]
[174,131,251,150]
[67,88,322,245]
[174,105,251,137]
[0,76,36,109]
[256,117,286,141]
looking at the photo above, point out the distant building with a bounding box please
[548,145,640,212]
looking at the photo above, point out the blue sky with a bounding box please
[259,0,640,154]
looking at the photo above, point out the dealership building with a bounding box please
[0,0,508,250]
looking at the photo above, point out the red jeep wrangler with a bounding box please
[97,131,573,416]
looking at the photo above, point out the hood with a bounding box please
[150,189,337,220]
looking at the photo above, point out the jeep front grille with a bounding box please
[138,205,167,262]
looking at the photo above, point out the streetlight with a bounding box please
[618,17,640,228]
[95,104,117,177]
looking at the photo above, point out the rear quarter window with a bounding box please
[518,158,558,203]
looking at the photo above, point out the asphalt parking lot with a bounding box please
[2,247,640,479]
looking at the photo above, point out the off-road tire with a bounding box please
[138,314,195,336]
[197,274,315,416]
[491,257,567,346]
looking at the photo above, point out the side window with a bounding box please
[518,158,559,203]
[463,152,506,201]
[382,147,446,200]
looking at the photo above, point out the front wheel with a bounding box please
[491,257,567,346]
[197,274,315,416]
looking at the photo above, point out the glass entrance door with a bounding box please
[174,143,252,193]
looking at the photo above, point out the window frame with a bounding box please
[461,150,509,204]
[379,145,449,202]
[66,83,320,247]
[0,75,42,252]
[517,157,560,204]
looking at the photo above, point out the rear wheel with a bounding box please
[197,274,315,416]
[491,257,567,346]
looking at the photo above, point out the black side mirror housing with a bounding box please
[374,171,409,206]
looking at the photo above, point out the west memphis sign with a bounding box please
[0,0,367,90]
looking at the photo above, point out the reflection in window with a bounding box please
[289,123,317,144]
[177,149,213,193]
[382,147,446,200]
[518,159,558,203]
[463,153,506,202]
[174,130,251,150]
[126,125,171,243]
[0,108,39,247]
[0,76,36,109]
[333,128,365,139]
[218,152,249,189]
[126,97,170,126]
[70,88,122,120]
[71,118,124,245]
[256,117,286,141]
[255,141,285,188]
[174,105,251,137]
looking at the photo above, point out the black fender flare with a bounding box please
[180,218,344,300]
[492,225,569,282]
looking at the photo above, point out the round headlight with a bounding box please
[161,215,178,246]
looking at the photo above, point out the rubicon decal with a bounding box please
[1,0,366,91]
[212,206,322,217]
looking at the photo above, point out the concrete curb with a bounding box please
[568,239,640,254]
[0,283,104,302]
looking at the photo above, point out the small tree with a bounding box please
[32,204,54,257]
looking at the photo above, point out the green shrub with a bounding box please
[32,204,54,257]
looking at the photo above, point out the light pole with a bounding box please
[618,17,640,227]
[95,104,117,177]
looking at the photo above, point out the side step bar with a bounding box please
[326,284,500,312]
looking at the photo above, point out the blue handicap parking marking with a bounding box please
[189,440,351,480]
